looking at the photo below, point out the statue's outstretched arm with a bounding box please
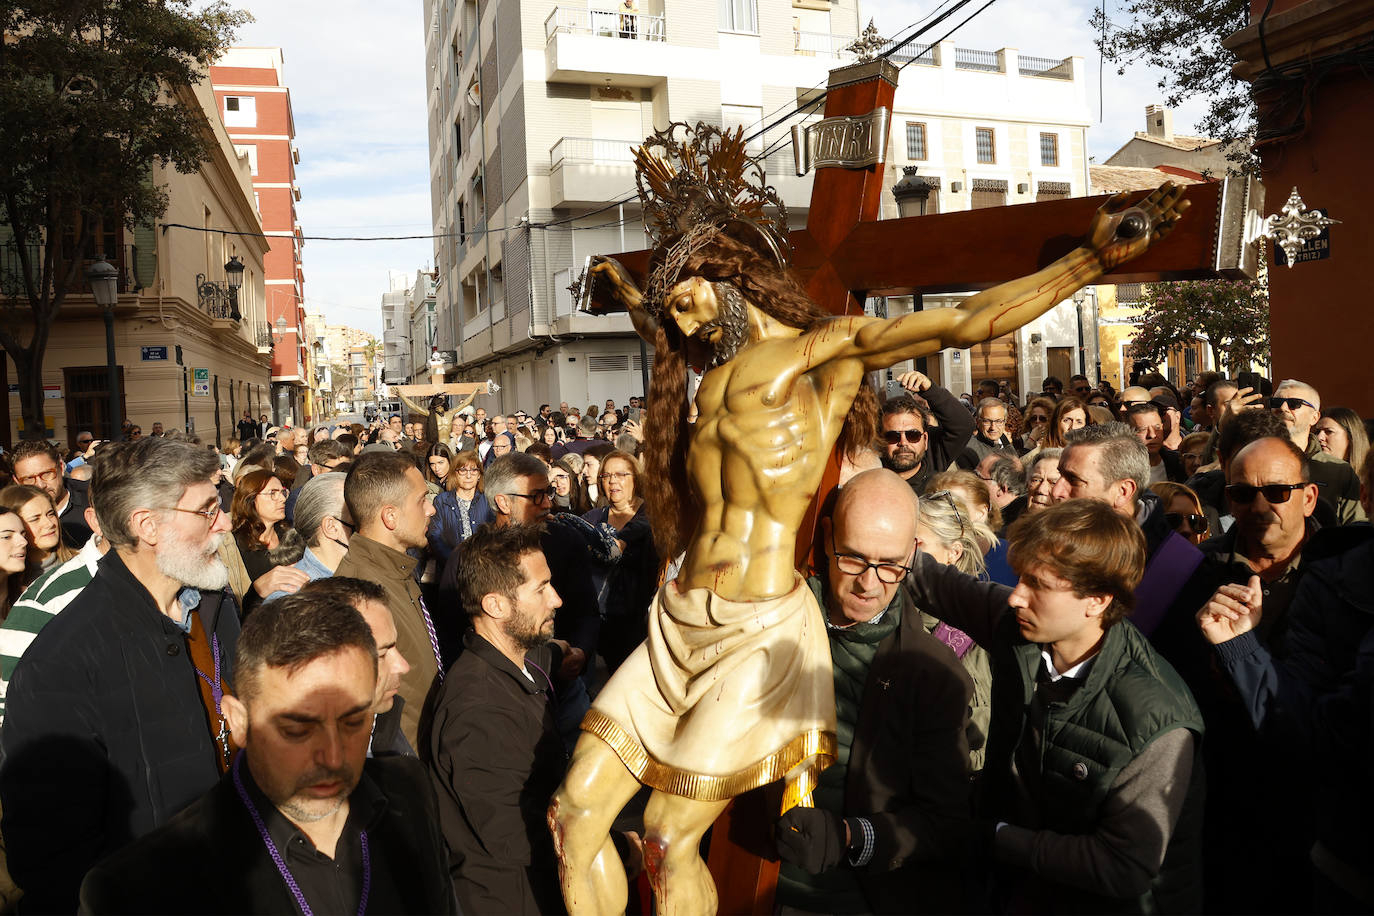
[589,257,659,344]
[850,183,1189,371]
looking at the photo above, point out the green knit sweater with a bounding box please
[775,578,900,914]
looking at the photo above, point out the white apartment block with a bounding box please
[380,270,413,386]
[421,0,1093,409]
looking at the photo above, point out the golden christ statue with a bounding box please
[549,122,1188,916]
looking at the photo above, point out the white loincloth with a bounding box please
[582,575,836,806]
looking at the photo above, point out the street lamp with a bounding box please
[891,165,935,219]
[86,258,123,441]
[224,255,244,321]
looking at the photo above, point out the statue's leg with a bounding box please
[549,731,643,916]
[641,791,730,916]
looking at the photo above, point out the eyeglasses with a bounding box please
[883,429,925,445]
[977,417,1007,426]
[924,490,966,539]
[1027,414,1049,424]
[259,488,288,500]
[456,467,481,476]
[16,467,59,485]
[1164,512,1209,534]
[162,504,223,525]
[828,530,911,584]
[1225,482,1308,504]
[1269,396,1316,411]
[333,517,356,534]
[510,488,555,503]
[599,471,632,482]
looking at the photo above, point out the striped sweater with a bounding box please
[0,536,102,725]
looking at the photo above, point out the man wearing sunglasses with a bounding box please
[1171,434,1343,912]
[775,470,972,914]
[1,438,241,912]
[879,371,975,496]
[1270,379,1365,525]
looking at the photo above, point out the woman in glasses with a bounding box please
[227,468,305,615]
[1313,406,1370,471]
[913,487,996,771]
[582,451,658,672]
[427,450,491,568]
[0,485,75,574]
[1150,482,1210,547]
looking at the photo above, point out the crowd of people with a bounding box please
[0,365,1367,913]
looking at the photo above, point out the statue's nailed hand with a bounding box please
[589,256,644,312]
[1085,183,1190,272]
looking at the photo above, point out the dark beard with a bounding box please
[704,282,751,368]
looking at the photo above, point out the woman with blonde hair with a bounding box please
[914,487,995,771]
[1314,406,1370,471]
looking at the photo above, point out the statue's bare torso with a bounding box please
[682,333,866,601]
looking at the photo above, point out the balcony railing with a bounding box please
[954,47,1001,72]
[550,136,638,168]
[1018,54,1073,80]
[545,7,666,42]
[254,322,275,350]
[0,241,139,301]
[792,31,937,66]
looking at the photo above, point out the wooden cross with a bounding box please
[590,56,1245,915]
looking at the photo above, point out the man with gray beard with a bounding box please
[0,438,243,913]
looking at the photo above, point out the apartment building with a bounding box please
[421,0,1094,406]
[1,78,271,448]
[421,0,867,411]
[209,48,309,426]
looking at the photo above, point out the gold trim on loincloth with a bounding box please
[582,709,837,804]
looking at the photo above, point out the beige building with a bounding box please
[3,77,271,448]
[1103,104,1235,177]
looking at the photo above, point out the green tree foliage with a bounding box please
[1092,0,1254,172]
[1131,278,1270,373]
[0,0,249,439]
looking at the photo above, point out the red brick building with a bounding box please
[210,47,307,426]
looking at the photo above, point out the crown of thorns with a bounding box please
[635,122,791,314]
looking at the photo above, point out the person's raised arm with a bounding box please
[850,184,1189,372]
[903,552,1013,649]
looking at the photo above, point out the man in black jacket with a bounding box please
[79,593,456,914]
[775,470,973,914]
[426,523,573,915]
[1,438,241,912]
[880,371,975,496]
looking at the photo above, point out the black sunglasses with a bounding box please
[1268,396,1316,411]
[1225,483,1307,504]
[1164,512,1208,534]
[883,429,925,444]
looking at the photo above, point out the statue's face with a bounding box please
[665,276,749,367]
[664,276,721,339]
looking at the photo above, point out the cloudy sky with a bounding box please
[230,0,1210,336]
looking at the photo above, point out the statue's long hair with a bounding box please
[643,231,880,560]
